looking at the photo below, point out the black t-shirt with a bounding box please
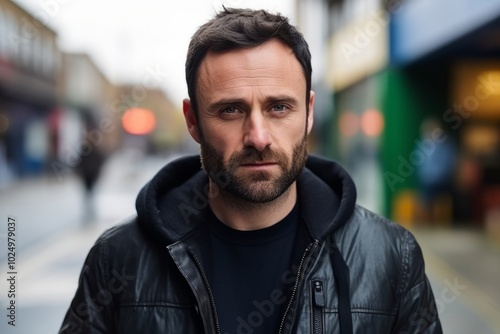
[204,203,300,334]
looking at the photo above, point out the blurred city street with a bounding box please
[0,150,177,333]
[0,150,498,333]
[2,0,500,333]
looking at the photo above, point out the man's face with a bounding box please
[184,39,315,203]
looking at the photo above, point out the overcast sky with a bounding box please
[13,0,295,105]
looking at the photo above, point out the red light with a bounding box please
[360,109,384,137]
[122,108,156,135]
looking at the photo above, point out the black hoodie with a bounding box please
[136,154,356,245]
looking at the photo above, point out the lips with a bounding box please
[240,162,276,166]
[239,162,279,171]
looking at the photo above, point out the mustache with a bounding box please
[230,147,286,165]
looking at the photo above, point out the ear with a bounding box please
[307,90,315,135]
[183,98,201,143]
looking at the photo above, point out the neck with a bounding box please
[208,181,297,231]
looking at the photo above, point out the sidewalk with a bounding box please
[0,222,115,334]
[0,150,173,333]
[0,171,82,262]
[412,228,500,334]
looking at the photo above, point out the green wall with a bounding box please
[381,69,422,216]
[381,64,449,218]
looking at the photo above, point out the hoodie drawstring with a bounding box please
[330,238,353,334]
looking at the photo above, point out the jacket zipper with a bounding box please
[312,280,325,334]
[278,240,319,334]
[188,249,221,334]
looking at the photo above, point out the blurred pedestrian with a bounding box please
[453,153,481,223]
[75,118,106,223]
[60,8,441,334]
[416,117,457,225]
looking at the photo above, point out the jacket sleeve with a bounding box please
[59,235,115,334]
[392,230,443,334]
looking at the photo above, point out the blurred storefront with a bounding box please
[298,0,500,230]
[389,0,500,229]
[0,0,60,186]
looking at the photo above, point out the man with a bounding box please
[60,8,442,334]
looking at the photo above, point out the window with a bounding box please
[7,15,20,63]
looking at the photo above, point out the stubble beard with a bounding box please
[200,135,308,204]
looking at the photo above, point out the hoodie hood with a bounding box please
[136,155,357,245]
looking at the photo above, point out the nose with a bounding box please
[243,111,272,152]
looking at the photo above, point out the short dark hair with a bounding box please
[185,8,312,114]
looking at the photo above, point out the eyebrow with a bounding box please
[207,98,247,113]
[207,95,300,112]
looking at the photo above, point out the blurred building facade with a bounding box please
[58,52,120,158]
[0,0,60,184]
[297,0,500,230]
[0,1,187,189]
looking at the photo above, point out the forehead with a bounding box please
[196,39,306,100]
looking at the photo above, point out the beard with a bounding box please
[199,135,308,203]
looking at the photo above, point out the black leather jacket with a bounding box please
[60,155,442,334]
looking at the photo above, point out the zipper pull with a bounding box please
[313,280,325,307]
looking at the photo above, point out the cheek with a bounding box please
[271,119,307,144]
[204,127,243,159]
